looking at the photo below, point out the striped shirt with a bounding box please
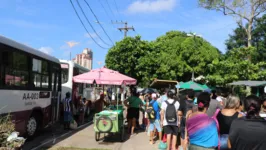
[63,98,72,112]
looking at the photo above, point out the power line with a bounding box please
[104,0,116,19]
[113,0,119,14]
[83,0,114,45]
[69,0,109,49]
[98,0,113,21]
[112,21,135,38]
[75,0,112,46]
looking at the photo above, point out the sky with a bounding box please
[0,0,238,69]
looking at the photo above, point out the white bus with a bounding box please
[60,60,90,110]
[0,35,61,137]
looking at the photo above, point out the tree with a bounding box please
[105,31,221,86]
[105,36,152,85]
[225,25,247,50]
[225,14,266,61]
[141,31,221,82]
[199,0,266,47]
[207,47,266,85]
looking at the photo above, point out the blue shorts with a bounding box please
[64,111,72,122]
[149,119,162,132]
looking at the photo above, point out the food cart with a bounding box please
[94,105,124,141]
[73,67,137,142]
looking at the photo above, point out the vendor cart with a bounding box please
[72,67,137,142]
[94,105,124,141]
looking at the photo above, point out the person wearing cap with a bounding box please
[94,92,109,113]
[148,93,162,144]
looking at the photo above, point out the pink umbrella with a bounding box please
[73,67,137,85]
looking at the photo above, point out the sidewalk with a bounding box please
[45,125,159,150]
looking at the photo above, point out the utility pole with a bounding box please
[112,21,135,38]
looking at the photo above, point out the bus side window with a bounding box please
[2,49,29,88]
[31,58,50,89]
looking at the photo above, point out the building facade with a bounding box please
[73,48,93,70]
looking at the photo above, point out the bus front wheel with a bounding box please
[26,114,40,137]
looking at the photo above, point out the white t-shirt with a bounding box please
[216,96,223,102]
[161,99,180,126]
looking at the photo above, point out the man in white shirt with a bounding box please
[160,91,180,150]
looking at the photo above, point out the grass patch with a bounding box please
[50,147,110,150]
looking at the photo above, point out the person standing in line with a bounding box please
[207,90,223,117]
[160,89,168,104]
[186,92,219,150]
[145,92,152,133]
[216,89,224,107]
[62,92,73,130]
[148,93,162,144]
[228,95,266,150]
[78,97,87,125]
[236,100,246,116]
[178,89,195,149]
[123,88,143,136]
[161,91,180,150]
[215,96,243,150]
[139,93,147,129]
[260,99,266,117]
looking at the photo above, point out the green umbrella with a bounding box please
[179,81,205,91]
[201,84,210,90]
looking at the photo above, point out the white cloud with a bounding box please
[127,0,177,14]
[60,41,80,50]
[66,41,79,48]
[39,47,53,55]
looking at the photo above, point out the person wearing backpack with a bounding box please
[161,91,180,150]
[178,89,196,149]
[147,93,162,144]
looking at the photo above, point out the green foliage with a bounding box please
[105,36,152,86]
[225,14,266,61]
[225,26,247,50]
[105,26,266,86]
[105,31,221,86]
[207,47,266,85]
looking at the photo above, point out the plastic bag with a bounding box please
[70,119,78,129]
[158,141,167,150]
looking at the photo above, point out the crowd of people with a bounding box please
[61,91,107,130]
[123,88,266,150]
[61,87,266,150]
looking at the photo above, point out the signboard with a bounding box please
[61,64,69,69]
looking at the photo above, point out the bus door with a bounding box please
[51,65,61,123]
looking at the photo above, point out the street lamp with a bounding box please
[187,32,202,38]
[186,32,202,81]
